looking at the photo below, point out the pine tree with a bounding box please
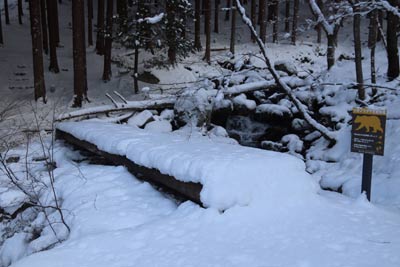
[164,0,193,64]
[102,0,114,81]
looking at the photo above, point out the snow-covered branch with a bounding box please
[57,97,176,121]
[235,0,337,143]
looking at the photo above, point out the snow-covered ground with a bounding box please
[1,1,400,267]
[1,138,399,267]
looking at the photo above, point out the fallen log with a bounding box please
[57,97,176,122]
[56,129,203,205]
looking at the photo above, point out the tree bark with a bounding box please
[194,0,202,50]
[316,0,323,44]
[327,34,336,70]
[40,0,48,54]
[96,0,105,55]
[204,0,211,63]
[214,0,219,33]
[134,45,139,93]
[284,0,290,32]
[272,0,279,43]
[4,0,10,24]
[117,0,127,32]
[166,0,176,63]
[225,0,231,21]
[54,0,60,45]
[29,0,46,101]
[88,0,93,46]
[251,0,256,41]
[18,0,23,24]
[259,0,266,43]
[230,0,236,54]
[46,0,60,73]
[291,0,299,44]
[386,0,400,80]
[0,9,3,45]
[102,0,114,81]
[352,1,364,100]
[369,7,378,95]
[72,0,87,107]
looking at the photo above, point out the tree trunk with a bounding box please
[291,0,299,45]
[0,9,3,45]
[4,0,10,24]
[230,0,236,54]
[54,0,60,45]
[272,0,279,43]
[29,0,46,101]
[369,8,378,95]
[352,1,364,100]
[251,0,256,41]
[88,0,93,46]
[40,0,48,54]
[102,0,114,81]
[134,44,139,93]
[194,0,201,50]
[316,0,323,44]
[96,0,105,54]
[117,0,127,32]
[204,0,211,63]
[18,0,23,24]
[258,0,262,25]
[166,0,176,64]
[386,1,400,80]
[284,0,290,32]
[225,0,230,21]
[259,0,266,43]
[327,34,336,69]
[46,0,60,73]
[72,0,87,107]
[214,0,219,33]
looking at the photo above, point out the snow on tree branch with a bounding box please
[376,1,400,17]
[137,13,164,24]
[308,0,334,35]
[57,97,176,121]
[234,0,337,143]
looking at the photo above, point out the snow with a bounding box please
[127,110,154,127]
[232,94,256,110]
[7,142,400,267]
[255,103,292,118]
[57,120,318,210]
[144,120,172,133]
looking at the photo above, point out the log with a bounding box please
[55,129,203,205]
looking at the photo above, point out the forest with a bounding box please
[0,1,400,267]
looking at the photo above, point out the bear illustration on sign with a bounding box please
[354,115,383,133]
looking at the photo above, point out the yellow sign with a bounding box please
[351,108,386,156]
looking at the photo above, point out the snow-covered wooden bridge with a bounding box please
[56,121,316,210]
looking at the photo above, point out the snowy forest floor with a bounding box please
[1,1,400,267]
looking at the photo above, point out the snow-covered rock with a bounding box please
[255,104,293,123]
[127,110,154,128]
[144,120,173,133]
[274,60,297,76]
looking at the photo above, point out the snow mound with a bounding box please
[57,121,318,210]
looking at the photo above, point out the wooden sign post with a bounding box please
[351,108,386,201]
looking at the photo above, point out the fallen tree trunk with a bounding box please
[57,97,176,121]
[55,129,203,205]
[235,0,337,144]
